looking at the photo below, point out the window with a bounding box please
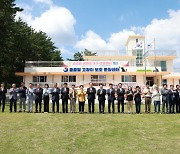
[179,79,180,84]
[69,76,76,82]
[162,79,167,85]
[160,61,167,72]
[33,76,47,83]
[121,75,136,82]
[61,76,76,82]
[91,75,106,86]
[136,49,143,66]
[136,39,138,43]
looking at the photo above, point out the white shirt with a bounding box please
[43,88,50,96]
[143,87,152,97]
[152,90,161,101]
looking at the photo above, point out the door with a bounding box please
[146,77,154,87]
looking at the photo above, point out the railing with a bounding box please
[25,61,64,67]
[174,68,180,72]
[85,50,136,56]
[144,50,177,57]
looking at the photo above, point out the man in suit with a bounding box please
[175,85,180,113]
[51,83,60,113]
[9,83,18,112]
[106,83,115,113]
[87,82,96,113]
[34,83,43,113]
[168,85,176,114]
[61,83,69,113]
[161,84,169,113]
[117,83,125,113]
[0,83,7,112]
[97,83,106,113]
[18,82,27,112]
[69,84,77,113]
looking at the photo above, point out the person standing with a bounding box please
[87,82,96,113]
[175,85,180,113]
[51,83,60,113]
[26,83,34,113]
[61,83,69,113]
[77,85,86,114]
[43,84,50,113]
[97,83,106,113]
[0,83,7,112]
[9,83,18,112]
[152,86,161,113]
[161,84,169,113]
[168,85,176,114]
[107,83,115,113]
[134,86,142,114]
[143,83,152,113]
[69,84,77,113]
[18,82,27,112]
[126,86,134,114]
[34,83,43,113]
[117,83,125,113]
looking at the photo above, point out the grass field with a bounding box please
[0,104,180,154]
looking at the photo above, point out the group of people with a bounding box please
[0,82,180,114]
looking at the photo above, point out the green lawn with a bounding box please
[0,104,180,154]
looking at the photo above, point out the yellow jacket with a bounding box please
[77,90,86,102]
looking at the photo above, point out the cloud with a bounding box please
[16,2,76,46]
[60,47,74,57]
[75,30,135,51]
[33,0,53,6]
[32,6,76,45]
[142,9,180,66]
[75,9,180,67]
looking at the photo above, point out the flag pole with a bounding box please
[144,36,147,85]
[154,38,157,85]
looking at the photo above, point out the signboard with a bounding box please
[63,61,129,67]
[63,67,120,72]
[62,61,129,72]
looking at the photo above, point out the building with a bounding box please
[16,35,179,88]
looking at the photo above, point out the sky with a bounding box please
[16,0,180,66]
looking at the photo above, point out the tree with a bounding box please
[0,1,63,86]
[67,49,97,61]
[51,50,63,61]
[67,51,84,61]
[83,49,97,56]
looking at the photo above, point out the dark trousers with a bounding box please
[154,101,160,113]
[162,100,169,113]
[169,100,175,113]
[0,98,6,112]
[62,99,68,113]
[176,100,180,113]
[79,101,85,113]
[135,101,141,113]
[35,99,42,112]
[44,96,49,112]
[120,101,124,113]
[108,100,114,113]
[10,98,17,112]
[99,100,105,113]
[52,100,59,113]
[118,100,124,113]
[88,99,95,113]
